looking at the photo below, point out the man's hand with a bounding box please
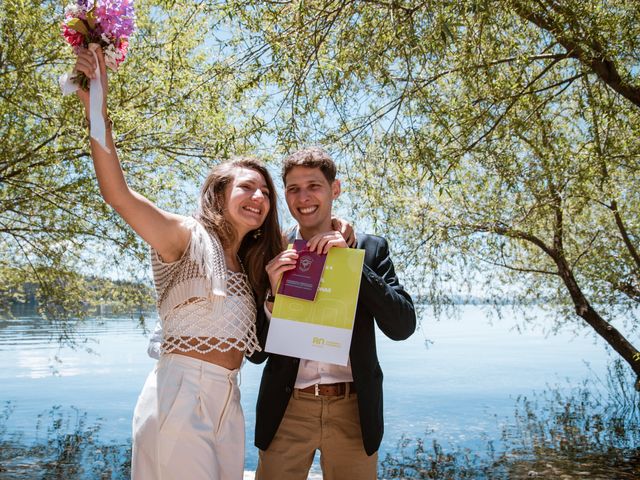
[331,216,356,247]
[306,231,348,254]
[265,249,299,295]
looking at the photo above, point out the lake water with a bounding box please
[0,306,618,476]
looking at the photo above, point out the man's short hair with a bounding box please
[282,147,337,185]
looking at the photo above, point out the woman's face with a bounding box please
[223,167,271,239]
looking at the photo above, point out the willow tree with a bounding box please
[219,1,640,385]
[0,1,258,331]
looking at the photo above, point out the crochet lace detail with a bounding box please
[150,217,260,355]
[161,271,259,355]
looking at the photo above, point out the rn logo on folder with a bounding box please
[277,239,326,301]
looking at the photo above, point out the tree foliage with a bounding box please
[0,0,257,332]
[216,0,640,382]
[3,0,639,382]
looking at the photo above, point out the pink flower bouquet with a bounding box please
[61,0,136,89]
[60,0,135,153]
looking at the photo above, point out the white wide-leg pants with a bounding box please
[131,353,244,480]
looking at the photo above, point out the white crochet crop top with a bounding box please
[150,217,260,356]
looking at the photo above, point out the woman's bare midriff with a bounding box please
[165,337,245,370]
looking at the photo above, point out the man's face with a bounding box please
[284,166,340,232]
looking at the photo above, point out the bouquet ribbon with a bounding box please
[59,44,111,154]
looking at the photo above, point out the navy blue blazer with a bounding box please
[248,233,416,456]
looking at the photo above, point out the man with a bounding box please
[250,147,416,479]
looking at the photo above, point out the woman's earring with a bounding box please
[253,229,262,239]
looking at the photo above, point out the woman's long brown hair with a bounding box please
[197,157,283,303]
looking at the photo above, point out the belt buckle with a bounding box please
[314,383,320,396]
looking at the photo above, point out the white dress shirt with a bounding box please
[294,357,353,388]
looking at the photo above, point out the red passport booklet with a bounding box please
[277,239,327,301]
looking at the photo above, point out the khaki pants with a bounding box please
[131,354,245,480]
[256,387,377,480]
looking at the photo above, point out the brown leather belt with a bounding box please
[297,382,355,397]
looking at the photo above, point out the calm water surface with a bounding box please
[0,306,616,474]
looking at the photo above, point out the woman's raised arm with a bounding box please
[75,46,190,262]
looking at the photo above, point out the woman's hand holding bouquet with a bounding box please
[59,1,135,152]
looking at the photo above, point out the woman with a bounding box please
[73,47,282,479]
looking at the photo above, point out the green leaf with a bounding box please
[66,18,90,38]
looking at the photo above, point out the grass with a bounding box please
[0,404,130,480]
[380,360,640,479]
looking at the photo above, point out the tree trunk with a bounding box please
[555,255,640,390]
